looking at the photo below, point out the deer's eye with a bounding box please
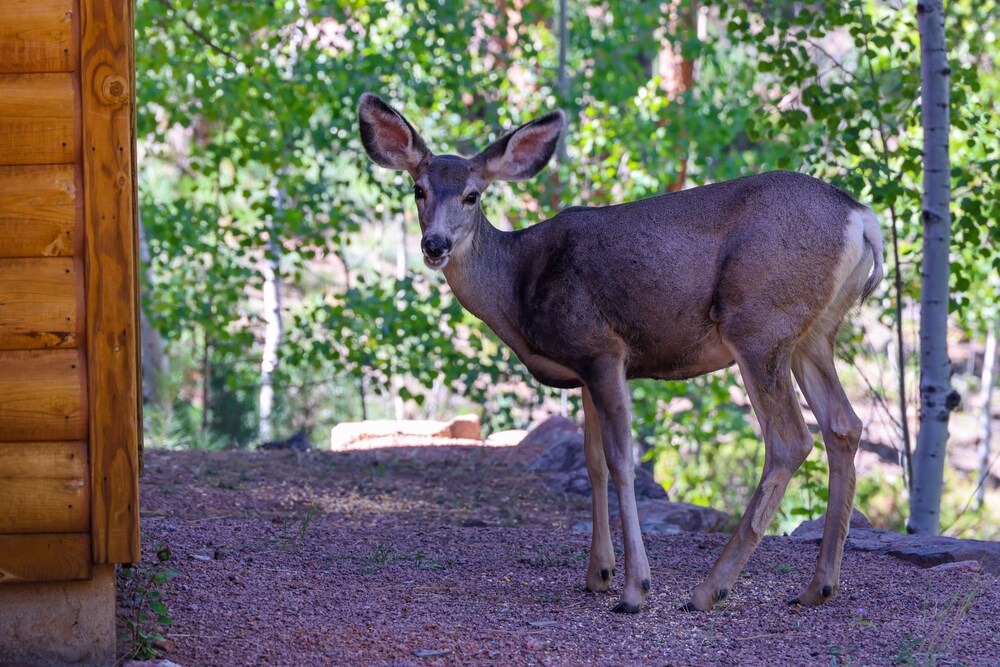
[464,192,479,205]
[413,185,426,200]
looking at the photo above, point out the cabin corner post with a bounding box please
[82,0,141,564]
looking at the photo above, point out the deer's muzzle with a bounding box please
[421,234,452,269]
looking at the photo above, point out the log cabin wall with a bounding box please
[0,0,140,582]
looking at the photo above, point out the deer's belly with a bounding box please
[521,352,584,389]
[626,340,735,381]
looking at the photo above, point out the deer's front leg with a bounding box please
[582,387,615,593]
[585,359,651,613]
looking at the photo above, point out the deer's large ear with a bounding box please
[358,93,431,175]
[473,111,565,182]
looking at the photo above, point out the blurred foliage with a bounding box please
[136,0,998,535]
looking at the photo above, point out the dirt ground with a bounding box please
[120,440,1000,666]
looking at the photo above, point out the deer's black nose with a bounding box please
[422,235,451,258]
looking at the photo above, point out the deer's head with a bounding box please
[358,93,564,270]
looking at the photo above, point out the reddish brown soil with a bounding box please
[120,442,1000,666]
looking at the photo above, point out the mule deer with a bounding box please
[357,94,883,613]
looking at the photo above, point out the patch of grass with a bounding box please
[514,543,563,569]
[775,563,795,574]
[360,542,406,574]
[118,546,178,661]
[893,634,926,666]
[531,590,563,605]
[894,581,988,666]
[413,551,447,571]
[277,505,320,546]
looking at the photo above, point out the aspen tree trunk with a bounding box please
[259,235,283,443]
[259,182,285,444]
[137,213,167,407]
[657,0,697,193]
[392,211,406,420]
[976,321,997,509]
[908,0,956,535]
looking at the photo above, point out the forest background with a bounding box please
[134,0,1000,539]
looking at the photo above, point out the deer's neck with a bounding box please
[442,212,519,337]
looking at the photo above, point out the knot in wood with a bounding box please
[945,389,961,411]
[101,75,128,103]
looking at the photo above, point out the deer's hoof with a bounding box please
[585,566,614,593]
[683,585,726,611]
[796,582,838,606]
[612,601,642,614]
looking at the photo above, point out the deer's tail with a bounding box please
[859,207,884,303]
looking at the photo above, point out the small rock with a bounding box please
[634,499,730,533]
[413,649,451,658]
[525,637,546,650]
[928,560,983,573]
[213,548,227,560]
[446,414,481,440]
[528,620,558,627]
[524,416,668,501]
[640,521,683,535]
[791,522,1000,575]
[330,416,481,450]
[791,508,872,540]
[190,553,212,562]
[260,430,312,451]
[523,417,583,473]
[486,430,528,447]
[152,638,175,653]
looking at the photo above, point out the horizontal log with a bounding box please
[0,257,78,350]
[0,73,75,166]
[0,164,76,258]
[0,0,75,74]
[0,441,87,534]
[0,533,90,583]
[0,349,85,441]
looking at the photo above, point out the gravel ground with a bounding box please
[121,443,1000,666]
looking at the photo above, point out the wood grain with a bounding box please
[0,441,88,534]
[0,533,90,583]
[0,73,76,166]
[0,0,76,74]
[0,164,76,258]
[82,0,141,564]
[0,257,78,350]
[0,349,85,441]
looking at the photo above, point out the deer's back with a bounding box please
[512,171,867,379]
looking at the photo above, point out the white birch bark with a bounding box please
[137,211,168,407]
[976,321,997,509]
[908,0,956,535]
[259,182,285,444]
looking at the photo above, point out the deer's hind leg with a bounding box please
[791,329,863,605]
[582,386,616,593]
[685,339,814,611]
